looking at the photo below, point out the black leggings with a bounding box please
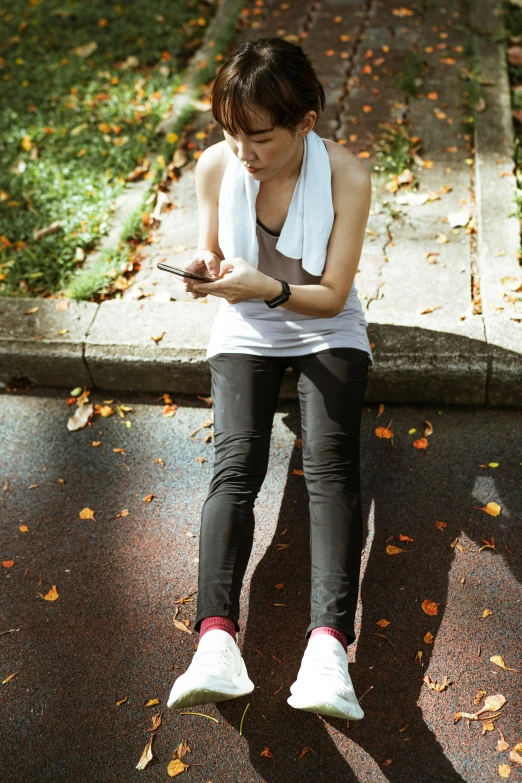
[194,347,371,646]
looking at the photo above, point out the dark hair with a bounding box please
[211,37,326,137]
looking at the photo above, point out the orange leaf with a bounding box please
[43,584,59,601]
[413,437,429,449]
[435,521,447,530]
[79,507,95,520]
[2,560,14,568]
[422,599,439,615]
[376,618,390,627]
[142,494,155,502]
[386,544,406,554]
[398,534,414,542]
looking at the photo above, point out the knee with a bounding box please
[302,433,359,480]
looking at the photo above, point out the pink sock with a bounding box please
[310,626,348,652]
[199,615,237,642]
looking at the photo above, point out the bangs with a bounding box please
[212,80,277,137]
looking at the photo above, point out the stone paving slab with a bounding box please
[0,298,96,387]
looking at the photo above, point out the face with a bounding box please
[222,107,314,179]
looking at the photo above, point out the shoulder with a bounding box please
[321,137,371,214]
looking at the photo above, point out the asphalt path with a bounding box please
[1,384,521,783]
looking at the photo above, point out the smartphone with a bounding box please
[157,261,215,283]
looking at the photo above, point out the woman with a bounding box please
[167,37,372,720]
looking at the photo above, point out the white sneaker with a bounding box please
[167,629,255,709]
[287,634,365,720]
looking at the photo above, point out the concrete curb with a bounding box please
[0,1,520,406]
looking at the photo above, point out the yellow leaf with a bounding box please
[499,764,511,778]
[167,758,188,777]
[43,584,59,601]
[25,307,38,314]
[386,544,406,554]
[19,525,29,532]
[166,132,179,144]
[2,672,18,684]
[143,698,160,707]
[99,405,114,417]
[482,609,492,618]
[424,631,434,644]
[22,135,32,151]
[79,507,95,520]
[490,655,518,671]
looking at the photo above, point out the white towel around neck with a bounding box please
[217,129,334,278]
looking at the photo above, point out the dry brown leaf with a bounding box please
[260,747,275,760]
[424,631,434,644]
[376,619,390,627]
[454,694,507,722]
[173,619,193,634]
[136,735,154,770]
[145,712,162,733]
[423,674,452,692]
[386,544,407,554]
[435,521,447,530]
[67,402,94,431]
[497,730,510,752]
[490,655,518,672]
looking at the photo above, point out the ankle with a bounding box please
[199,616,237,642]
[310,626,348,653]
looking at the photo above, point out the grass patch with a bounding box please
[0,0,215,299]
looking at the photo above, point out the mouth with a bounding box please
[245,165,261,172]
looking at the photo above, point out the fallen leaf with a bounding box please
[142,494,155,502]
[113,509,129,519]
[79,507,95,520]
[167,758,188,777]
[510,749,522,764]
[173,619,193,634]
[398,534,414,542]
[424,631,434,644]
[72,41,98,58]
[482,609,492,618]
[260,747,275,760]
[413,437,429,449]
[497,730,510,752]
[151,331,165,343]
[422,599,440,616]
[454,693,507,722]
[435,521,447,530]
[143,698,160,707]
[376,619,390,627]
[136,736,154,770]
[475,502,501,517]
[490,655,518,672]
[499,764,511,778]
[67,402,93,431]
[163,404,178,417]
[145,712,162,732]
[2,673,18,684]
[386,544,407,554]
[423,674,452,692]
[2,560,14,568]
[99,405,115,418]
[43,584,59,601]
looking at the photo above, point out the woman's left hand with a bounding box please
[191,258,270,304]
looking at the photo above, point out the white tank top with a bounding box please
[206,218,373,363]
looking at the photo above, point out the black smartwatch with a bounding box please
[264,278,291,308]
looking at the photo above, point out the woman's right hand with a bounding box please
[182,250,223,299]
